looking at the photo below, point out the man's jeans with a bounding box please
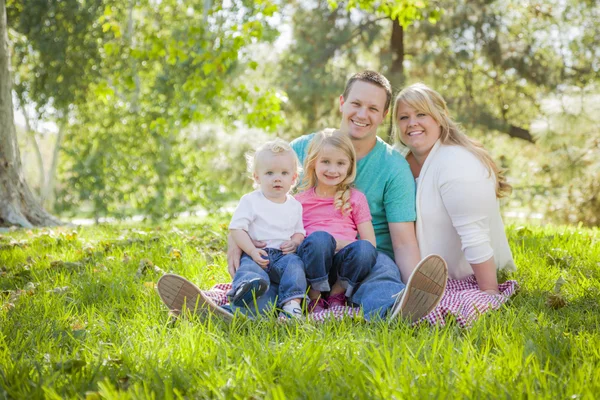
[230,248,307,317]
[296,231,377,297]
[350,251,406,320]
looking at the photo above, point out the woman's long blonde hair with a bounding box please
[392,83,512,198]
[298,129,357,214]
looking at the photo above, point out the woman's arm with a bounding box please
[439,169,500,293]
[356,221,376,248]
[471,257,500,294]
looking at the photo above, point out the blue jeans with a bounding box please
[297,231,377,297]
[349,252,406,320]
[230,249,307,317]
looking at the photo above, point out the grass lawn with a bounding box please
[1,217,599,399]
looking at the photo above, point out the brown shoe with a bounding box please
[389,254,448,323]
[157,274,233,321]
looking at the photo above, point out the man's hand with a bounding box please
[227,233,243,278]
[250,248,269,267]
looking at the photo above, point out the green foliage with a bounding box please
[1,221,599,397]
[9,0,286,219]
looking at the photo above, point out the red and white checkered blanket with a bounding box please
[202,275,518,328]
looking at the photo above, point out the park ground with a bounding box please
[1,216,599,399]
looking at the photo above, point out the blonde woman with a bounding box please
[295,129,377,313]
[393,83,516,294]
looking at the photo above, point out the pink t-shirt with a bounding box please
[294,187,372,242]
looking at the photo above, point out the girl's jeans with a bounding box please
[296,231,377,298]
[230,248,307,317]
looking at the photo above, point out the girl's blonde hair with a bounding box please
[246,138,301,188]
[392,83,512,198]
[298,129,357,214]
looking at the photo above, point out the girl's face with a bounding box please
[396,101,441,163]
[315,144,352,189]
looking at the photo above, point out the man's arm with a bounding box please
[389,221,421,283]
[227,233,266,278]
[230,229,269,267]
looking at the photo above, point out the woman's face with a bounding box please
[396,101,441,162]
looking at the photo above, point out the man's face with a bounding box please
[339,80,389,142]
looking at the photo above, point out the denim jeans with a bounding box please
[229,248,307,317]
[297,231,377,297]
[349,251,406,320]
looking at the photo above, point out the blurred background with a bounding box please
[9,0,599,226]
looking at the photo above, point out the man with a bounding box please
[158,71,447,322]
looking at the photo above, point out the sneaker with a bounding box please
[228,277,269,307]
[157,274,233,321]
[279,301,304,319]
[308,297,327,313]
[327,292,346,308]
[389,254,448,323]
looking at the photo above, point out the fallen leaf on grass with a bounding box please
[46,286,70,294]
[169,248,182,260]
[54,359,86,373]
[135,259,165,279]
[143,282,156,289]
[50,261,83,269]
[546,276,568,309]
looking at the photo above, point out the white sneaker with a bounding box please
[389,254,448,323]
[280,301,304,319]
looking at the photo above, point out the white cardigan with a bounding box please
[414,140,516,280]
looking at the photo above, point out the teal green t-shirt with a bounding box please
[290,133,416,259]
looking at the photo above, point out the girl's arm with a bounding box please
[356,221,376,248]
[230,229,269,267]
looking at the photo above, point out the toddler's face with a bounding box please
[254,151,297,202]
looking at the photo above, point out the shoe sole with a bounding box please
[230,278,269,307]
[157,274,233,322]
[390,254,448,323]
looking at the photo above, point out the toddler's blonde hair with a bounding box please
[246,138,301,188]
[298,129,357,214]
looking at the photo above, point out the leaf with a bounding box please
[54,359,87,373]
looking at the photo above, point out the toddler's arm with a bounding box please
[230,229,269,267]
[280,233,304,254]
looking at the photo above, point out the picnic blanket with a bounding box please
[201,275,518,328]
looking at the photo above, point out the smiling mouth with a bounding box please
[351,119,369,127]
[408,131,423,136]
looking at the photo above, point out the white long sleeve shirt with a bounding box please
[414,141,516,280]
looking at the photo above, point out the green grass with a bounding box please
[1,218,599,399]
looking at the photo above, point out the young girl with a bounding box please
[228,138,307,318]
[295,129,378,313]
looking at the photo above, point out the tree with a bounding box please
[0,0,60,227]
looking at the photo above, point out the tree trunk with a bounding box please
[386,20,405,141]
[41,118,66,210]
[16,92,45,195]
[0,0,61,227]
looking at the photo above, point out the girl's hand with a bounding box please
[280,240,298,254]
[250,249,269,268]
